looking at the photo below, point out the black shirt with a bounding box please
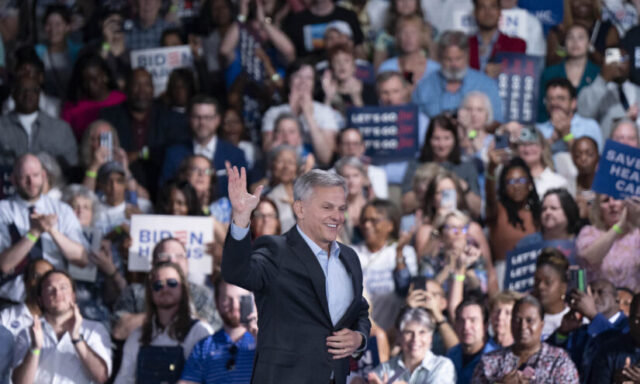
[282,6,364,59]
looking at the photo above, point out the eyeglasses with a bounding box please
[226,344,238,371]
[443,225,468,235]
[155,253,187,262]
[152,278,180,292]
[190,114,217,121]
[253,212,277,220]
[506,177,528,186]
[188,167,213,176]
[361,217,385,225]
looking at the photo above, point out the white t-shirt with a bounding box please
[353,242,417,330]
[534,167,570,198]
[261,102,341,145]
[17,111,38,144]
[542,306,570,341]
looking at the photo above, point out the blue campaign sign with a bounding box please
[346,104,419,164]
[592,139,640,199]
[504,239,575,292]
[495,53,545,124]
[517,0,563,36]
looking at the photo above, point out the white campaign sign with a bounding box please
[130,45,193,96]
[128,214,213,276]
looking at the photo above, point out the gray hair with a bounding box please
[268,144,300,168]
[334,156,366,177]
[293,169,347,202]
[36,152,65,190]
[61,184,99,224]
[462,91,494,125]
[438,30,469,58]
[610,118,639,140]
[398,307,435,333]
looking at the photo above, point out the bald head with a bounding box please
[12,154,44,202]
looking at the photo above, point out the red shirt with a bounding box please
[468,32,527,70]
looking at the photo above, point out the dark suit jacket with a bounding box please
[160,138,247,198]
[222,227,371,384]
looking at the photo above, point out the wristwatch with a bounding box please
[71,334,84,344]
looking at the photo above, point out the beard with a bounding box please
[17,184,43,201]
[220,311,241,328]
[441,67,467,81]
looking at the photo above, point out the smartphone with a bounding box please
[568,267,587,293]
[240,294,254,323]
[412,276,428,291]
[99,131,113,162]
[494,133,511,150]
[125,190,138,207]
[440,189,457,211]
[605,48,622,65]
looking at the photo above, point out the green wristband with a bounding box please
[612,223,623,235]
[563,133,574,142]
[26,232,39,243]
[85,170,97,179]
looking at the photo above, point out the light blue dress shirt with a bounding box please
[536,113,604,153]
[229,224,354,326]
[412,69,504,122]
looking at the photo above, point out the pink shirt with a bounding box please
[62,90,127,140]
[576,225,640,291]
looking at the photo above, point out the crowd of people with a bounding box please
[1,0,640,382]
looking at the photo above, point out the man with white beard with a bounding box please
[412,30,504,122]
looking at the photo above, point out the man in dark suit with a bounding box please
[221,164,371,384]
[160,95,247,198]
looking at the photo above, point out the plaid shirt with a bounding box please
[125,18,176,51]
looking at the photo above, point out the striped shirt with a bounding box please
[180,329,256,384]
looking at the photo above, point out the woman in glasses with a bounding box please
[114,262,213,384]
[353,199,418,331]
[419,210,488,296]
[250,197,282,240]
[486,156,541,288]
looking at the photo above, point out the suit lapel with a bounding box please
[286,229,332,325]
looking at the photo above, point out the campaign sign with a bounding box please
[495,53,544,124]
[131,45,193,96]
[452,9,476,34]
[592,139,640,199]
[128,214,213,273]
[504,240,575,292]
[517,0,563,36]
[346,104,419,164]
[69,227,102,283]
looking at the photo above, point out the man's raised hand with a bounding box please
[227,161,264,228]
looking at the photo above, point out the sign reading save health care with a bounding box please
[346,104,419,164]
[131,45,193,96]
[128,214,213,273]
[592,139,640,199]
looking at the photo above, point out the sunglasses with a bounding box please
[506,177,528,186]
[443,225,468,235]
[152,278,180,292]
[226,344,238,371]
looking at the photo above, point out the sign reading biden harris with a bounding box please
[131,45,193,96]
[592,139,640,199]
[128,214,213,272]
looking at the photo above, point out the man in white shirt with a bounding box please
[12,269,111,384]
[0,154,88,303]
